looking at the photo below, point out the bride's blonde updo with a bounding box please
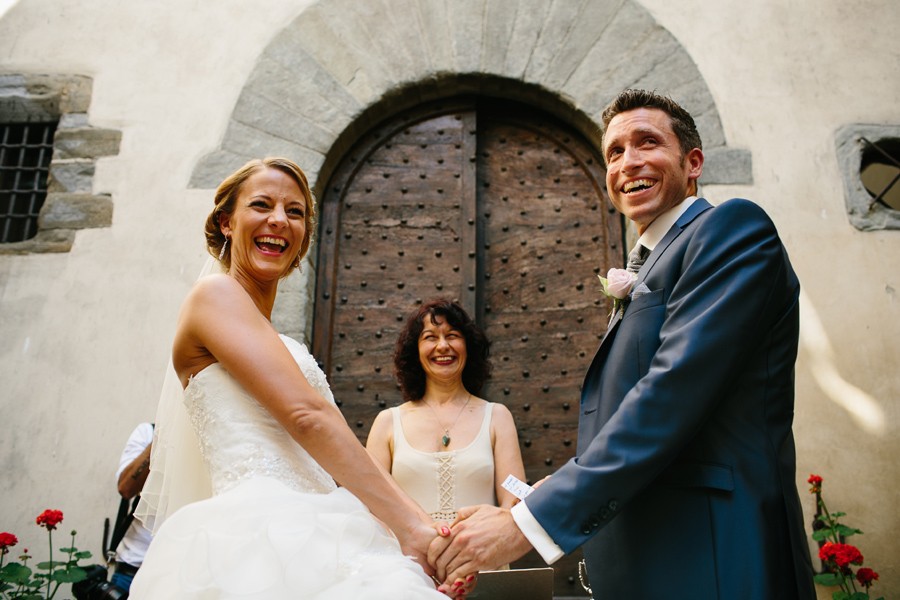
[205,157,316,275]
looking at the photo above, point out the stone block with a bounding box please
[52,128,122,160]
[189,151,254,189]
[417,0,457,71]
[447,0,485,73]
[523,0,581,83]
[691,110,726,151]
[563,1,656,107]
[0,74,91,121]
[39,193,113,230]
[0,228,75,255]
[221,121,326,177]
[504,0,553,79]
[311,0,409,90]
[245,56,346,128]
[542,0,626,90]
[578,26,683,118]
[482,0,520,74]
[59,113,90,129]
[382,0,433,77]
[272,266,313,343]
[264,29,366,115]
[698,147,753,186]
[25,74,93,115]
[232,89,338,154]
[48,159,94,194]
[289,4,363,86]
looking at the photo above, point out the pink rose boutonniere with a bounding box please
[598,268,637,318]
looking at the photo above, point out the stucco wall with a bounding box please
[0,0,897,596]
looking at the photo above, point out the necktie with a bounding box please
[626,244,650,275]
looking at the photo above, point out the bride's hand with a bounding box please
[396,521,441,578]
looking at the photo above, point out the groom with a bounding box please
[429,89,815,599]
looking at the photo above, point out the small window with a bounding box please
[0,121,58,243]
[835,124,900,231]
[859,137,900,211]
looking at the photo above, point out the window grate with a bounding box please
[859,136,900,212]
[0,121,58,243]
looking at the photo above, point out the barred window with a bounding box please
[860,137,900,212]
[0,121,58,243]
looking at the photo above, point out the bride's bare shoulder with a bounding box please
[181,274,250,313]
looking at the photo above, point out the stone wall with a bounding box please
[0,74,120,254]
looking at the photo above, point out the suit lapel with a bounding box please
[582,199,714,395]
[633,198,713,288]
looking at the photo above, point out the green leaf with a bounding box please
[832,512,847,518]
[849,593,869,600]
[812,528,835,541]
[815,573,842,586]
[836,525,863,537]
[74,550,92,559]
[58,546,75,553]
[832,592,849,600]
[20,594,44,600]
[0,562,33,583]
[51,567,87,583]
[817,514,830,522]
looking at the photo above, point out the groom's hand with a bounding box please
[428,505,533,584]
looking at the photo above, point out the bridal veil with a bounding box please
[135,256,221,534]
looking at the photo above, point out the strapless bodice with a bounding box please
[183,335,337,496]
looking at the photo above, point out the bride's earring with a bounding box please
[218,237,229,261]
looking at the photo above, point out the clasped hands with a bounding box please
[419,505,534,597]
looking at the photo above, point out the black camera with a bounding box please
[72,565,129,600]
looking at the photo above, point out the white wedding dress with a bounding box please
[130,335,442,600]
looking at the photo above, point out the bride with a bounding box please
[130,158,470,599]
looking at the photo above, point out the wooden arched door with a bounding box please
[313,97,623,596]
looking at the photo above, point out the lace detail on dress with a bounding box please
[280,336,336,406]
[436,453,455,514]
[182,336,339,498]
[183,380,335,496]
[429,509,458,522]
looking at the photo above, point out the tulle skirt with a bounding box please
[130,477,442,599]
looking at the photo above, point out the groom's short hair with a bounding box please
[600,89,702,160]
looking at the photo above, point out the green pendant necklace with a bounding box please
[424,394,471,447]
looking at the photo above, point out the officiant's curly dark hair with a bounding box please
[394,299,491,401]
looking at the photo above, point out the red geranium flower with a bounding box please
[856,567,879,586]
[0,532,18,554]
[807,474,823,493]
[819,542,864,570]
[35,509,64,531]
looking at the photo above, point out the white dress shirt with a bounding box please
[115,423,154,567]
[510,195,699,564]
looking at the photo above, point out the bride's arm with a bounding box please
[173,275,437,571]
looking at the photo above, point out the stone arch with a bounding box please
[188,0,753,344]
[190,0,751,193]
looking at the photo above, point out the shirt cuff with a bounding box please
[510,501,565,565]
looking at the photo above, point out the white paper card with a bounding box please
[502,474,534,500]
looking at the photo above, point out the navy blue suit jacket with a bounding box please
[525,198,815,599]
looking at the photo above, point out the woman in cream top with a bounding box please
[367,299,525,522]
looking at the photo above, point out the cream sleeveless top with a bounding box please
[390,403,496,521]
